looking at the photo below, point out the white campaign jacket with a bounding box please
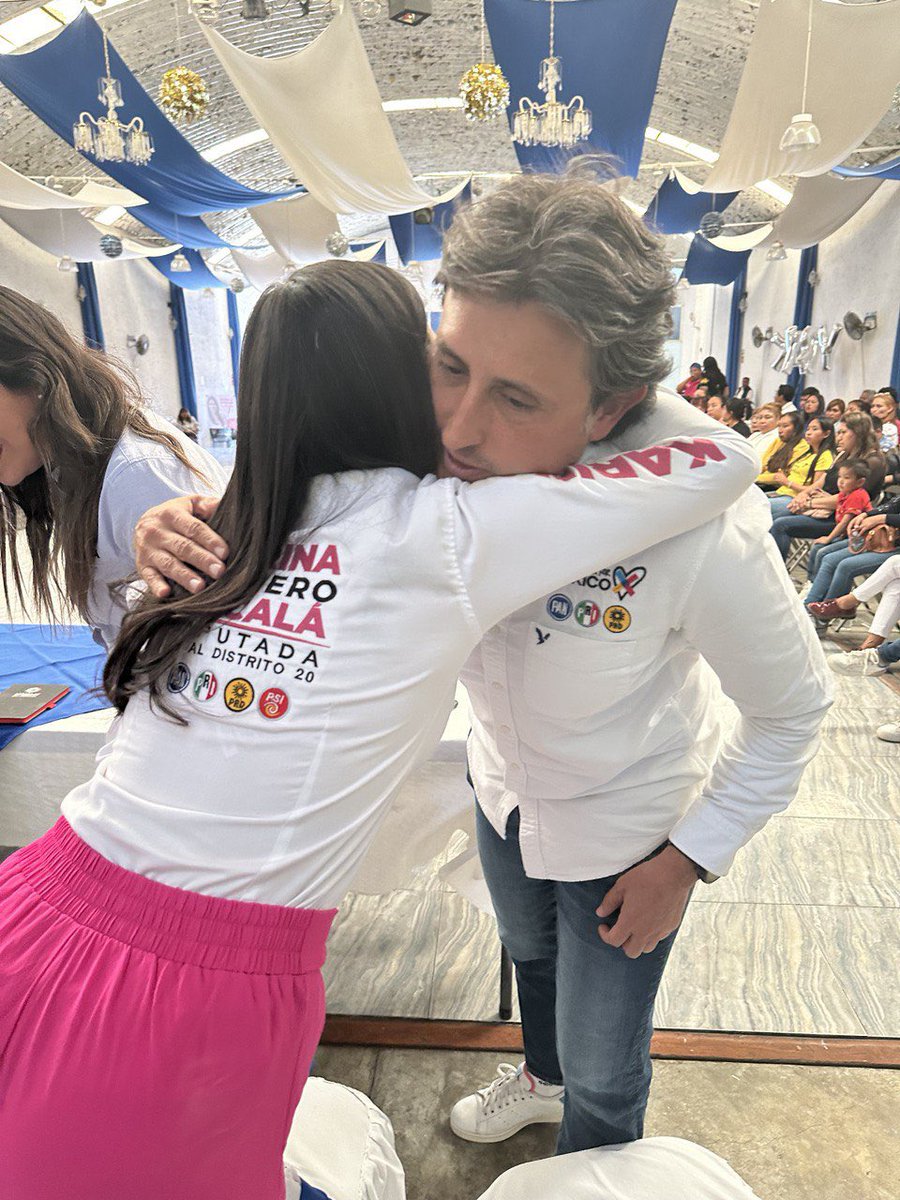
[63,400,759,908]
[464,399,833,881]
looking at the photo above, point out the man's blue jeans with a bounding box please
[806,542,897,604]
[879,638,900,665]
[475,802,682,1155]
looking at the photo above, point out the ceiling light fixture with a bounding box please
[513,0,591,149]
[388,0,432,25]
[779,0,821,152]
[73,30,154,165]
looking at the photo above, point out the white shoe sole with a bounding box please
[450,1110,562,1144]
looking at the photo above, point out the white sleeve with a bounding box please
[668,492,833,876]
[447,423,761,633]
[98,452,225,570]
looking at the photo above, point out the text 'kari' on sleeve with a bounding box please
[447,426,761,634]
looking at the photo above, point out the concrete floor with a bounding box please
[312,1045,899,1200]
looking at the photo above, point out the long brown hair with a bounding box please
[837,411,881,463]
[104,259,441,719]
[0,286,200,623]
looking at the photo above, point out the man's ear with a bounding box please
[585,386,648,442]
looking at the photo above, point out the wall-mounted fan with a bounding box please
[127,334,150,356]
[751,326,766,348]
[842,311,877,341]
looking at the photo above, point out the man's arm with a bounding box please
[597,491,833,957]
[666,491,833,876]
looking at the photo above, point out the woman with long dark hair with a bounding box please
[755,409,808,494]
[702,355,728,398]
[0,261,757,1200]
[0,287,224,646]
[799,388,825,428]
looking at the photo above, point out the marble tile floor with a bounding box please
[311,1045,899,1200]
[321,646,900,1036]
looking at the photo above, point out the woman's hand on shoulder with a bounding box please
[133,495,227,598]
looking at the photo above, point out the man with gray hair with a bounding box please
[133,171,831,1158]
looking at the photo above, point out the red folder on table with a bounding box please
[0,683,71,724]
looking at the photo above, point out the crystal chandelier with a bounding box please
[779,0,821,153]
[513,0,591,149]
[73,31,154,166]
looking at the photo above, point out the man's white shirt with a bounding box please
[463,393,833,880]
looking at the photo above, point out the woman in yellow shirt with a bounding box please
[757,410,809,492]
[765,416,836,520]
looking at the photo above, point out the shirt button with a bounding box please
[499,724,511,735]
[491,682,503,691]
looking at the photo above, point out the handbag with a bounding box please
[863,525,898,554]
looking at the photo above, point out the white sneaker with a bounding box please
[876,722,900,743]
[830,649,888,677]
[798,582,812,601]
[449,1062,564,1144]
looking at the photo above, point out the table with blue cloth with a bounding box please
[0,623,112,846]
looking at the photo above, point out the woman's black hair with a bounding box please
[104,260,441,717]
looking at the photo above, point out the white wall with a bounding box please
[805,183,900,400]
[675,182,899,406]
[0,217,85,340]
[739,247,801,404]
[94,257,182,420]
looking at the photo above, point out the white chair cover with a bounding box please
[283,1077,405,1200]
[475,1137,762,1200]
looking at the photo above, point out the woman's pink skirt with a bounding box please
[0,818,335,1200]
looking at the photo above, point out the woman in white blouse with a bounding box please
[0,262,758,1200]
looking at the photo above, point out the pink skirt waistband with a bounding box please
[15,818,335,975]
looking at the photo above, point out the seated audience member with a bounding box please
[707,394,750,437]
[702,355,728,399]
[769,413,886,558]
[676,362,704,399]
[872,391,899,452]
[805,460,871,574]
[847,396,872,416]
[175,406,200,442]
[734,376,753,415]
[690,383,709,412]
[822,555,900,674]
[756,410,808,494]
[777,383,796,413]
[768,417,835,520]
[807,496,900,618]
[799,388,825,428]
[825,398,846,421]
[859,388,877,407]
[747,402,780,451]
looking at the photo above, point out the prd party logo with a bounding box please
[223,678,254,713]
[192,670,218,702]
[603,605,632,633]
[259,687,290,720]
[574,600,601,628]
